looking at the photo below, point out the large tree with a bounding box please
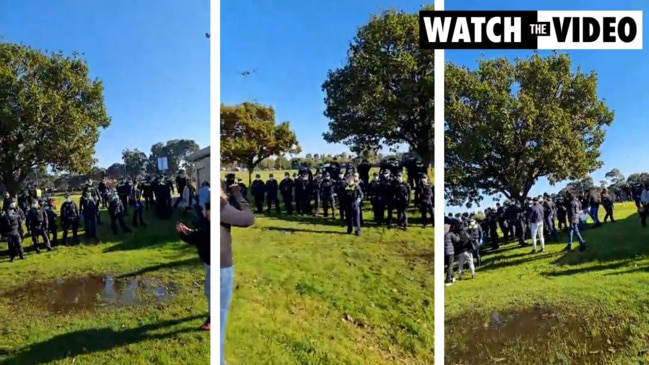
[321,7,435,167]
[445,52,614,206]
[122,148,149,177]
[147,139,200,174]
[0,42,111,194]
[221,102,301,183]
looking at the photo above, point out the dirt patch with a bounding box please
[1,275,179,314]
[445,306,627,365]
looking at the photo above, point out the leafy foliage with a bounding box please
[321,7,435,166]
[121,149,149,177]
[445,52,614,205]
[147,139,200,174]
[221,102,301,182]
[0,42,111,193]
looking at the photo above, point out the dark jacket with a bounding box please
[179,219,211,265]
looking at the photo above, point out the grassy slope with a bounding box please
[445,202,649,365]
[0,196,210,365]
[221,170,434,365]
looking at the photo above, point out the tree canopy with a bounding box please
[0,42,111,193]
[445,52,614,206]
[148,139,200,174]
[119,139,200,177]
[321,7,435,166]
[221,102,301,182]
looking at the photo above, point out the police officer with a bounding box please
[394,173,411,230]
[1,202,24,261]
[79,193,99,240]
[108,191,132,234]
[265,174,280,213]
[368,172,384,225]
[43,198,58,245]
[334,173,347,221]
[83,180,102,225]
[117,178,130,216]
[320,172,336,218]
[98,178,109,208]
[295,173,310,215]
[279,172,294,214]
[131,186,146,228]
[60,195,81,245]
[310,172,322,216]
[341,175,363,235]
[237,178,248,201]
[251,174,265,213]
[417,175,434,228]
[140,176,155,210]
[26,200,52,253]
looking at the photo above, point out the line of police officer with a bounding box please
[2,171,190,263]
[232,158,434,235]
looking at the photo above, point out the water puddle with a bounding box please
[1,275,179,314]
[445,307,625,364]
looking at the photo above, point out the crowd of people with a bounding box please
[226,158,434,235]
[1,170,211,263]
[443,186,632,286]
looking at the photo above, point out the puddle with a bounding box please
[445,307,626,365]
[1,275,179,314]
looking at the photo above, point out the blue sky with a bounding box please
[445,0,649,212]
[221,0,427,157]
[0,0,210,168]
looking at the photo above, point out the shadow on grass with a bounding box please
[0,315,204,365]
[116,257,201,279]
[261,226,347,235]
[102,211,196,254]
[478,205,648,275]
[479,251,562,272]
[541,260,633,277]
[261,206,428,230]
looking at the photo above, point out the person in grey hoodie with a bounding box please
[220,182,254,365]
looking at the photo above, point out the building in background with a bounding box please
[188,146,210,185]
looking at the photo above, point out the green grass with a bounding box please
[445,202,649,365]
[221,170,434,364]
[0,195,210,365]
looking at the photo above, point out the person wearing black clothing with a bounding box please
[265,174,280,213]
[444,222,459,285]
[108,193,132,235]
[177,202,211,330]
[588,189,602,227]
[60,195,81,245]
[279,172,294,214]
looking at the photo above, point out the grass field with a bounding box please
[0,195,210,365]
[221,170,434,364]
[445,202,649,365]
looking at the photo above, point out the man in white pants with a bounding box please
[529,197,546,254]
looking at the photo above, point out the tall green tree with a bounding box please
[147,139,200,174]
[321,6,435,166]
[221,102,301,183]
[445,52,614,206]
[122,148,149,177]
[0,42,111,194]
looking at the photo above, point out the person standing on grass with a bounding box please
[528,197,545,254]
[220,182,254,365]
[565,192,587,252]
[640,184,649,227]
[176,202,212,330]
[444,221,459,286]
